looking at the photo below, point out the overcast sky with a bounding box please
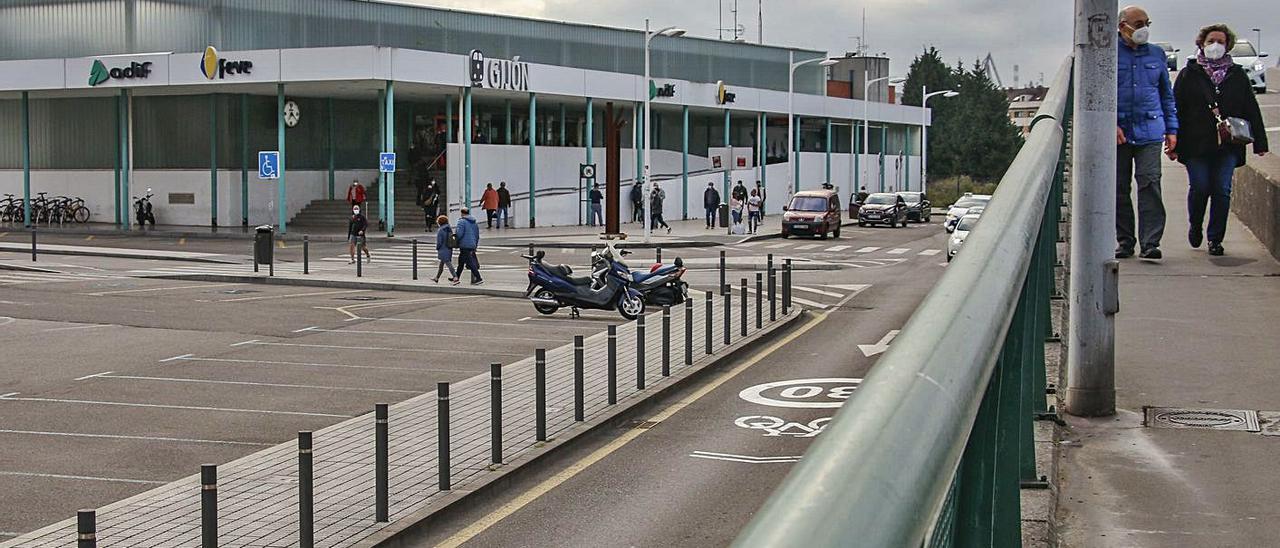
[404,0,1275,88]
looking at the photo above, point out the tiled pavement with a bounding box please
[3,288,793,547]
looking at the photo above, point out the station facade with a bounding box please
[0,0,929,233]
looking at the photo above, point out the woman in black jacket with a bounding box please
[1172,23,1269,256]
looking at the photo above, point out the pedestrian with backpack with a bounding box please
[433,214,459,284]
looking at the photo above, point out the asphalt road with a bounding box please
[0,216,950,540]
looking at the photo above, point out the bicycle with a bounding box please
[0,194,23,223]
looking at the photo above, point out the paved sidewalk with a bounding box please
[1055,160,1280,547]
[2,288,799,547]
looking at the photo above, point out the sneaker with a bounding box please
[1115,247,1134,259]
[451,278,461,285]
[473,280,485,285]
[1189,226,1203,248]
[667,227,672,234]
[1208,242,1224,256]
[348,259,355,265]
[1139,247,1162,260]
[431,277,439,283]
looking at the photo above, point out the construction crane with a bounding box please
[983,53,1003,87]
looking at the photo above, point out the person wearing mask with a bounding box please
[433,214,459,284]
[1115,5,1178,260]
[747,188,763,234]
[1173,23,1268,257]
[420,180,439,230]
[703,182,721,229]
[496,181,512,228]
[347,205,372,264]
[630,183,645,223]
[455,208,483,284]
[650,185,671,233]
[732,180,748,205]
[346,179,366,208]
[480,183,499,229]
[755,181,767,217]
[588,183,604,227]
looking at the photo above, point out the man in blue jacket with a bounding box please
[455,208,483,285]
[1116,5,1178,259]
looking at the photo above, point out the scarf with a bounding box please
[1196,51,1233,86]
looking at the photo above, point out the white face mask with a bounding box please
[1202,43,1226,60]
[1129,26,1150,45]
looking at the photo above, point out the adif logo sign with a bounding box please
[200,46,253,80]
[467,50,530,91]
[715,81,736,104]
[88,59,153,86]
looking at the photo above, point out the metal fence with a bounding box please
[734,54,1074,548]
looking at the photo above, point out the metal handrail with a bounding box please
[734,54,1073,548]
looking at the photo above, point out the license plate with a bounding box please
[866,213,880,218]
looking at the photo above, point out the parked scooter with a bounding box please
[631,257,688,306]
[524,244,646,320]
[133,188,156,227]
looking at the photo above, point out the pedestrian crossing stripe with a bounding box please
[918,249,941,256]
[855,247,880,253]
[736,241,764,247]
[886,248,910,255]
[765,243,790,249]
[0,272,123,285]
[825,245,851,252]
[794,244,820,250]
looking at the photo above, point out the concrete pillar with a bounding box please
[121,89,131,227]
[386,80,397,235]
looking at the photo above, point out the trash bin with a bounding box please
[718,203,730,228]
[254,225,274,265]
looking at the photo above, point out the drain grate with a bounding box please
[336,296,385,301]
[1143,406,1260,432]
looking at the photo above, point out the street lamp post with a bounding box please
[1252,28,1262,54]
[787,53,838,194]
[920,87,958,194]
[861,74,905,194]
[643,19,686,243]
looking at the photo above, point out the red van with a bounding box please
[781,189,842,239]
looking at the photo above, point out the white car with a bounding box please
[947,214,981,262]
[1188,40,1268,93]
[944,194,991,233]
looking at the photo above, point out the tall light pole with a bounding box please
[861,74,905,193]
[643,19,686,242]
[920,87,958,194]
[788,52,838,193]
[1252,28,1262,54]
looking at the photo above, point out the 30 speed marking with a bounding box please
[737,378,861,409]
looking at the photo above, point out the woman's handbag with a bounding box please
[1213,104,1254,146]
[447,232,460,249]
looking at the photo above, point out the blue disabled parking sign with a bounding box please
[258,151,279,180]
[379,152,396,173]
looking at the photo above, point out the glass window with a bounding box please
[789,196,829,211]
[865,193,896,205]
[1229,41,1257,57]
[956,216,979,231]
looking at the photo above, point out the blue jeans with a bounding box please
[589,203,602,226]
[705,206,717,227]
[1184,149,1238,245]
[497,207,510,228]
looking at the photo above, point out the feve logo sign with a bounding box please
[715,81,736,105]
[88,59,152,86]
[200,46,253,80]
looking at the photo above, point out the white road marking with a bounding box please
[229,339,260,347]
[794,244,820,250]
[886,248,910,255]
[217,289,369,302]
[1267,126,1280,133]
[171,355,468,373]
[0,394,351,418]
[238,340,525,357]
[0,470,166,485]
[791,285,844,298]
[824,245,851,252]
[821,284,871,294]
[41,323,118,333]
[91,373,417,394]
[0,429,271,447]
[73,371,113,381]
[736,241,764,247]
[688,451,801,464]
[159,353,195,362]
[0,317,13,327]
[918,249,942,256]
[743,287,827,309]
[855,246,881,253]
[858,330,901,357]
[344,317,529,328]
[299,327,562,343]
[765,243,790,249]
[517,316,531,322]
[83,283,241,296]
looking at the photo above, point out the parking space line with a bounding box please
[159,353,195,362]
[172,355,470,374]
[791,285,844,298]
[41,323,118,332]
[0,429,272,447]
[743,287,828,309]
[83,283,242,296]
[217,289,369,302]
[73,371,113,381]
[298,327,562,343]
[0,394,352,418]
[0,470,166,485]
[230,339,259,347]
[334,295,479,311]
[91,373,418,394]
[239,340,526,357]
[354,317,528,328]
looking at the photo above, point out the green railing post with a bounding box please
[1016,272,1039,485]
[993,325,1025,547]
[954,369,1000,546]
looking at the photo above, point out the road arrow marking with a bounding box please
[858,329,900,357]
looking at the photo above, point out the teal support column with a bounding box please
[21,91,31,228]
[634,103,642,186]
[504,99,512,144]
[722,109,730,198]
[240,94,248,227]
[792,115,801,193]
[377,90,386,229]
[327,97,335,200]
[681,105,689,220]
[463,86,472,217]
[120,89,131,227]
[879,125,887,193]
[824,117,832,186]
[585,97,594,223]
[445,96,453,143]
[759,113,766,196]
[559,103,566,146]
[853,121,861,192]
[209,94,218,228]
[276,84,287,233]
[386,80,397,236]
[114,94,121,225]
[528,93,537,227]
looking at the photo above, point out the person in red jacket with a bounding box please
[346,180,366,207]
[479,183,499,228]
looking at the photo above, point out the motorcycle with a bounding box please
[524,244,646,320]
[631,257,688,306]
[134,188,156,227]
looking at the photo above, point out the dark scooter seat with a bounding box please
[545,263,594,286]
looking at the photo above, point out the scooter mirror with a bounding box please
[146,187,153,193]
[535,250,546,260]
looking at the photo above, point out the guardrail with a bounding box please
[734,54,1074,548]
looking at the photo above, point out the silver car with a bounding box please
[947,214,981,262]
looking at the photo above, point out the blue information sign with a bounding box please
[258,151,279,180]
[379,152,396,173]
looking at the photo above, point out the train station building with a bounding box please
[0,0,930,233]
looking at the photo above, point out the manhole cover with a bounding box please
[218,289,260,295]
[336,296,385,301]
[1144,406,1260,432]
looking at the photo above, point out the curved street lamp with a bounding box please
[861,75,906,193]
[921,87,959,194]
[643,19,686,242]
[787,53,839,193]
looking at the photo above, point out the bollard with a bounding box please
[662,306,671,376]
[767,253,774,277]
[783,258,792,314]
[201,464,217,548]
[357,246,363,278]
[412,238,419,281]
[768,267,776,322]
[535,349,547,441]
[741,278,748,336]
[528,243,534,257]
[684,298,693,366]
[303,235,310,275]
[723,288,731,345]
[31,227,37,262]
[491,364,502,464]
[574,335,585,421]
[438,382,450,491]
[298,431,313,548]
[656,246,662,264]
[704,291,713,355]
[755,273,763,329]
[375,403,389,522]
[607,326,617,405]
[719,250,727,295]
[77,509,95,548]
[636,316,646,389]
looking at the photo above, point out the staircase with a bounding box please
[288,170,444,233]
